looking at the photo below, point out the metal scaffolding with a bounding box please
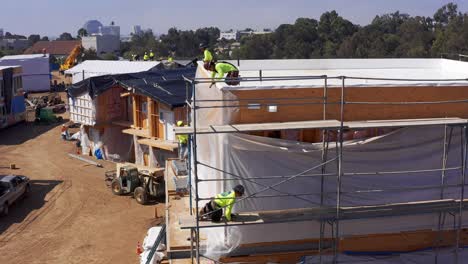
[177,74,468,264]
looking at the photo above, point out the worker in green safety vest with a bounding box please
[143,52,149,61]
[149,50,155,61]
[176,121,188,160]
[200,185,245,222]
[199,43,213,70]
[208,61,240,87]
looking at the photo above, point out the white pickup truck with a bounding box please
[0,175,30,216]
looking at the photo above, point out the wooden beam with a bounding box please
[120,92,131,98]
[148,97,155,137]
[138,138,178,152]
[122,128,150,138]
[132,95,138,128]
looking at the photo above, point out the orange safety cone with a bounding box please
[136,241,143,255]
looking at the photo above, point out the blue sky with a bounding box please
[1,0,467,37]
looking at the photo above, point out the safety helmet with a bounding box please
[233,185,245,195]
[177,121,184,127]
[199,43,208,49]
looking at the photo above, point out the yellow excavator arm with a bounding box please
[60,45,82,71]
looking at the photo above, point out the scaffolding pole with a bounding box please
[456,126,467,262]
[191,80,201,264]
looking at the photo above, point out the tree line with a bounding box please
[123,3,468,60]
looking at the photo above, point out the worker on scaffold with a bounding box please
[208,61,240,87]
[199,43,213,70]
[199,185,245,222]
[176,121,188,160]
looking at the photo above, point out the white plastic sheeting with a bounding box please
[196,127,468,257]
[301,248,468,264]
[69,94,96,125]
[192,72,468,255]
[139,226,166,264]
[65,60,162,84]
[200,59,468,90]
[134,135,145,166]
[101,126,133,162]
[191,64,468,258]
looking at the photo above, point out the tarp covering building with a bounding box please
[185,59,468,260]
[0,54,50,92]
[67,67,195,107]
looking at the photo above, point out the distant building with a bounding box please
[0,29,3,38]
[0,39,29,51]
[0,54,51,92]
[99,22,120,37]
[133,25,143,35]
[24,40,81,57]
[82,35,120,56]
[120,35,132,42]
[238,30,273,39]
[83,20,103,35]
[219,32,238,41]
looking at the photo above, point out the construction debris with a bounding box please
[68,153,103,168]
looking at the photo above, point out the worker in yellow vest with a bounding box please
[200,43,213,70]
[200,185,245,222]
[149,50,155,61]
[176,121,188,160]
[143,52,149,61]
[208,61,240,87]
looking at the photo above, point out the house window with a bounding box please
[247,103,261,110]
[268,105,278,113]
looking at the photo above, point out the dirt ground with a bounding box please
[0,120,162,264]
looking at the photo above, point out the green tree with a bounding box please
[28,34,41,45]
[101,53,118,60]
[77,28,88,38]
[239,34,274,59]
[58,32,74,41]
[81,49,100,61]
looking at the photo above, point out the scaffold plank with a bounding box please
[346,118,467,129]
[174,120,343,135]
[179,199,468,229]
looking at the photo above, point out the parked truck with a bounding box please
[0,175,30,216]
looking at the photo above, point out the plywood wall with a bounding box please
[231,86,468,123]
[96,86,126,124]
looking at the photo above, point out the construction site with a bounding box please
[3,56,468,264]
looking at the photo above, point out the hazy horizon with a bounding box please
[1,0,467,37]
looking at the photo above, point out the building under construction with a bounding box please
[161,58,468,263]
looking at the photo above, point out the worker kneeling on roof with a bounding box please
[200,185,245,222]
[209,61,240,87]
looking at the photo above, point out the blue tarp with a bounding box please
[67,67,196,108]
[11,96,25,114]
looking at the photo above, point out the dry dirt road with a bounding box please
[0,122,160,264]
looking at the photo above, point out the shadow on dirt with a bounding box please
[0,179,63,236]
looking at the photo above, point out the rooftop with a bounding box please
[0,54,49,60]
[65,60,162,76]
[200,59,468,90]
[24,40,81,55]
[0,65,21,71]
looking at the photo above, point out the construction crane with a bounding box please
[59,45,82,72]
